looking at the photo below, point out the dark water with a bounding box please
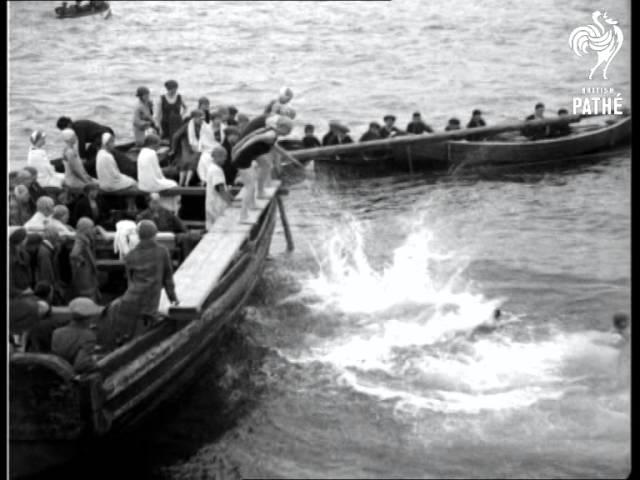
[9,1,630,478]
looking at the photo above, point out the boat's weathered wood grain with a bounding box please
[156,182,280,315]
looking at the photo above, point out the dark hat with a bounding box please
[328,120,349,133]
[557,108,569,115]
[535,102,545,109]
[69,297,105,319]
[472,109,482,116]
[448,118,461,125]
[164,79,178,90]
[9,227,27,245]
[304,124,315,130]
[613,313,629,329]
[412,112,421,117]
[136,86,150,98]
[369,121,381,129]
[228,105,238,116]
[383,114,396,122]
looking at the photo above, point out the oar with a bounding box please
[287,113,623,162]
[273,142,306,169]
[103,6,112,19]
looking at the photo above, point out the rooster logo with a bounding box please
[569,11,623,80]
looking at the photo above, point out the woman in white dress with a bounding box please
[96,133,137,192]
[205,146,233,231]
[137,134,179,211]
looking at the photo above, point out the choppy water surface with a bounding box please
[9,1,630,479]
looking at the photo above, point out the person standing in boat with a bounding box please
[133,86,158,147]
[406,112,434,134]
[56,116,114,178]
[156,80,187,142]
[60,128,97,191]
[522,102,550,140]
[380,115,403,138]
[231,115,294,221]
[96,133,137,192]
[205,146,234,230]
[118,220,179,339]
[264,86,294,114]
[27,130,64,188]
[196,108,223,185]
[170,109,203,186]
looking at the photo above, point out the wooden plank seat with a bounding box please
[157,181,280,316]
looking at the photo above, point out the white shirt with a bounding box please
[205,162,228,230]
[137,147,178,192]
[198,121,218,154]
[27,147,64,188]
[24,212,74,235]
[96,149,137,192]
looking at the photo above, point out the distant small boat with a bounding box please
[55,1,110,19]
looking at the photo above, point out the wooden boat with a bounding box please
[290,114,631,175]
[9,181,286,478]
[55,1,110,19]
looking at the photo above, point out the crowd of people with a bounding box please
[9,79,580,372]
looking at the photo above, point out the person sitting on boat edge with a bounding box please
[205,146,234,231]
[406,112,433,135]
[302,124,321,149]
[444,118,461,131]
[548,108,573,138]
[133,86,158,147]
[60,128,97,191]
[96,132,137,192]
[156,80,187,142]
[51,297,104,373]
[466,109,487,141]
[27,130,65,188]
[137,134,179,210]
[116,220,179,341]
[522,102,550,140]
[56,116,114,178]
[380,115,404,138]
[265,86,294,114]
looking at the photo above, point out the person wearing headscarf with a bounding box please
[61,128,97,190]
[96,132,137,192]
[156,80,187,141]
[56,116,114,177]
[133,86,157,146]
[115,220,179,340]
[27,130,64,188]
[264,86,294,114]
[69,217,100,301]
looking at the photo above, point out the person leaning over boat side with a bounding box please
[27,130,65,188]
[380,115,403,138]
[69,217,101,302]
[264,86,294,114]
[548,108,573,138]
[205,146,234,230]
[360,122,382,142]
[56,116,114,178]
[232,115,294,221]
[522,102,550,140]
[96,132,137,192]
[445,118,461,131]
[60,128,97,191]
[302,124,321,148]
[406,112,434,135]
[51,297,104,373]
[117,220,179,339]
[137,134,178,205]
[133,86,158,147]
[156,80,187,142]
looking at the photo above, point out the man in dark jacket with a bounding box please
[359,122,382,142]
[406,112,433,134]
[380,115,404,138]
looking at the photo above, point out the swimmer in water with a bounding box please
[467,308,502,340]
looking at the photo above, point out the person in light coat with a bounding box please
[27,130,64,188]
[96,132,137,192]
[137,134,178,211]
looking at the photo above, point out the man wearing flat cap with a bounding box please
[51,297,104,372]
[380,115,404,139]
